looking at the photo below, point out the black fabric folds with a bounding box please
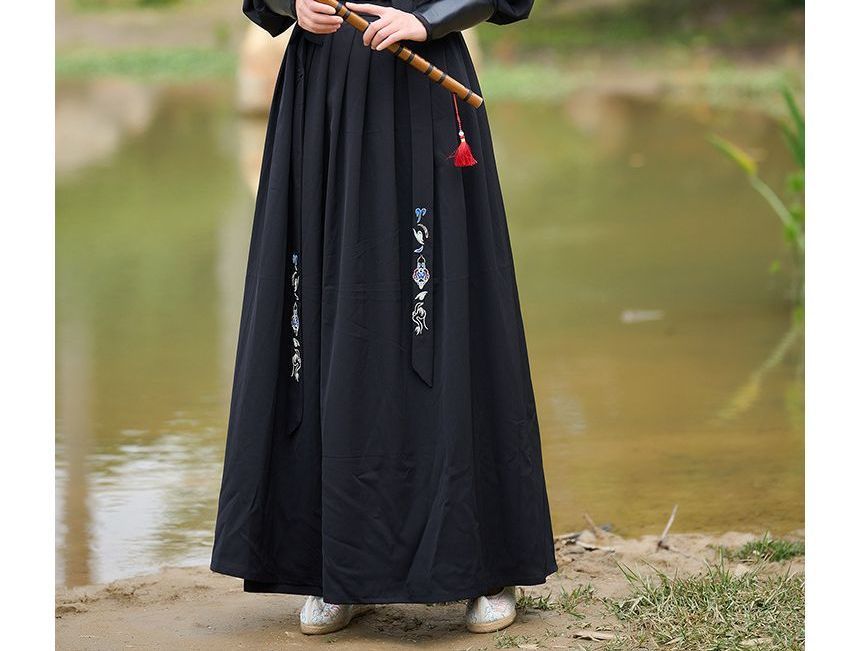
[211,5,557,604]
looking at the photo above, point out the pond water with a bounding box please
[56,80,803,588]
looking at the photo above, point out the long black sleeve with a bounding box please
[243,0,297,37]
[263,0,297,17]
[487,0,533,25]
[413,0,533,41]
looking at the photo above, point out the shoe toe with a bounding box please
[466,596,491,625]
[466,588,517,633]
[300,596,324,625]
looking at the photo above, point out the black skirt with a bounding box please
[210,16,557,604]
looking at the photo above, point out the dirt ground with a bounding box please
[55,530,804,650]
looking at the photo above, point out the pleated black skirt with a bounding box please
[210,19,557,604]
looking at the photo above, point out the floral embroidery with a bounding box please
[290,252,302,382]
[412,290,428,335]
[412,256,430,289]
[411,208,430,335]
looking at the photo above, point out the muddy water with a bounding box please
[56,80,803,587]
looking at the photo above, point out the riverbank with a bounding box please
[56,530,804,650]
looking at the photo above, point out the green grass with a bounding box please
[608,562,805,650]
[56,48,236,80]
[516,583,595,618]
[554,584,595,617]
[516,590,553,611]
[722,534,805,563]
[494,630,544,648]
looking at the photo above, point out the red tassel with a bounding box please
[450,93,477,168]
[454,138,478,167]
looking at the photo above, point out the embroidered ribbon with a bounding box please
[407,54,435,387]
[285,39,306,435]
[298,4,435,391]
[290,252,302,383]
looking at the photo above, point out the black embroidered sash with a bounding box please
[406,56,435,387]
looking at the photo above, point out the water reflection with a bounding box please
[55,80,803,587]
[56,318,94,587]
[56,80,161,176]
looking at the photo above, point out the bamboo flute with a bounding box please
[317,0,484,109]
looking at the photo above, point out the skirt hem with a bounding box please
[211,560,559,604]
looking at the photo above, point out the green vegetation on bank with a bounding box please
[54,49,799,116]
[478,0,804,56]
[554,584,596,617]
[74,0,182,9]
[609,562,804,650]
[721,534,806,563]
[507,556,804,650]
[516,583,595,618]
[711,88,805,302]
[478,60,800,112]
[56,48,236,80]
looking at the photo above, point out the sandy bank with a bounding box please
[56,531,804,650]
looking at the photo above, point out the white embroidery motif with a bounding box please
[412,290,428,335]
[413,224,428,253]
[290,252,301,381]
[411,208,430,335]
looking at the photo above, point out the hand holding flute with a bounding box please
[346,3,428,50]
[292,0,484,108]
[294,0,427,44]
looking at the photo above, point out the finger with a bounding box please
[302,20,340,34]
[362,17,390,46]
[375,30,405,51]
[371,24,398,49]
[306,14,343,27]
[346,2,385,15]
[304,19,342,32]
[307,0,336,14]
[305,23,339,34]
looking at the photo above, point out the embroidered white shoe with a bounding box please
[299,596,372,635]
[465,586,517,633]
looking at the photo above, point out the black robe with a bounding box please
[211,0,557,604]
